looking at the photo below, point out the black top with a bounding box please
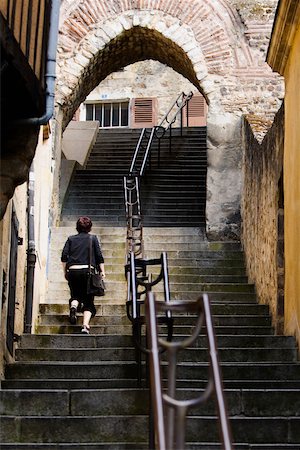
[61,232,104,268]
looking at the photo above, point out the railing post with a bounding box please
[180,106,183,137]
[146,292,167,450]
[169,124,172,154]
[203,293,233,450]
[130,252,137,319]
[186,100,189,128]
[158,137,161,168]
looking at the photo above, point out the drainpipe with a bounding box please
[24,164,36,333]
[21,0,60,332]
[16,0,61,126]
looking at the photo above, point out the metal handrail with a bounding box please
[157,91,193,132]
[124,176,143,258]
[145,292,234,450]
[124,92,194,259]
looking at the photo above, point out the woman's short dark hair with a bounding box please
[76,216,92,233]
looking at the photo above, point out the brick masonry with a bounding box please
[55,0,283,238]
[241,104,284,332]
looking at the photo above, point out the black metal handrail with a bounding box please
[125,252,173,383]
[145,292,234,450]
[157,91,193,133]
[129,91,193,178]
[124,176,143,259]
[124,92,194,261]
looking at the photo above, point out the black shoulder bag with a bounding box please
[87,235,105,296]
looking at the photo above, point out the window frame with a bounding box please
[84,101,129,128]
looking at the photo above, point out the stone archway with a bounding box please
[55,0,283,238]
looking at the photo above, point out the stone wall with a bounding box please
[241,104,284,331]
[81,60,198,124]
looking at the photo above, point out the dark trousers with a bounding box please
[68,268,96,317]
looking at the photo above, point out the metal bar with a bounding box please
[158,92,185,128]
[130,252,137,319]
[146,292,167,450]
[145,295,233,450]
[169,124,172,154]
[140,127,155,176]
[203,293,233,450]
[158,137,161,167]
[180,106,183,137]
[129,128,146,174]
[186,100,189,128]
[175,405,188,450]
[162,252,172,321]
[166,348,177,449]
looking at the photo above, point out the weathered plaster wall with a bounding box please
[241,105,284,331]
[283,25,300,345]
[0,128,54,375]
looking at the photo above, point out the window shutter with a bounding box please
[183,93,207,126]
[131,98,157,128]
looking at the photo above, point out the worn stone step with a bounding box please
[49,281,254,294]
[1,388,300,417]
[1,444,299,450]
[4,377,300,391]
[38,315,271,328]
[6,361,300,381]
[15,347,297,363]
[1,415,300,444]
[18,334,295,350]
[38,303,268,317]
[34,324,274,335]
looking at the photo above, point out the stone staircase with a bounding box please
[61,127,206,227]
[1,227,300,448]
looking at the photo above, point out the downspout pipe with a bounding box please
[23,0,60,333]
[16,0,61,126]
[24,164,36,333]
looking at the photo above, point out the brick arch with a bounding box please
[57,15,210,129]
[56,1,256,125]
[58,0,247,73]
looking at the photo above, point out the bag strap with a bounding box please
[89,235,93,274]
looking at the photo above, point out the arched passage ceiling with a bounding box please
[58,26,203,129]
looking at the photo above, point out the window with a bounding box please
[85,102,129,127]
[182,93,207,127]
[131,98,157,128]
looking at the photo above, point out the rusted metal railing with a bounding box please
[145,292,234,450]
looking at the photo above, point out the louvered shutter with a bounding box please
[183,94,207,126]
[131,98,157,128]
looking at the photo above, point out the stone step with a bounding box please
[1,445,300,450]
[37,315,271,328]
[7,362,300,381]
[48,281,254,294]
[45,292,258,305]
[38,303,268,316]
[3,378,300,391]
[1,388,300,417]
[34,325,274,335]
[14,347,297,363]
[18,334,296,350]
[1,415,300,444]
